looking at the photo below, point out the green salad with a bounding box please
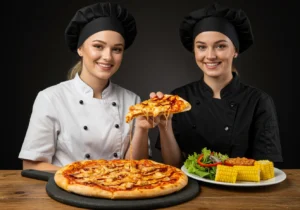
[184,147,229,180]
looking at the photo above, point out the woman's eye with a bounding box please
[196,45,206,50]
[94,45,103,49]
[113,48,123,53]
[216,44,226,49]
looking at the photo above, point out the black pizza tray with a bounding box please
[21,169,200,209]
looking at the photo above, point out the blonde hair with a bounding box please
[67,60,82,80]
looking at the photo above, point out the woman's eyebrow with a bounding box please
[195,40,228,44]
[92,40,124,47]
[92,40,106,44]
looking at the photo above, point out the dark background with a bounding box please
[6,0,299,169]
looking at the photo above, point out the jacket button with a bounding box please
[230,102,236,108]
[83,126,88,130]
[115,124,119,129]
[85,154,90,159]
[79,100,84,105]
[196,100,200,105]
[224,126,230,131]
[112,102,117,106]
[192,124,196,129]
[113,153,118,158]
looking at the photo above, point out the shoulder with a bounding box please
[241,83,274,101]
[29,81,72,114]
[240,83,277,111]
[37,80,73,100]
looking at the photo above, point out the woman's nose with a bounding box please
[102,48,112,61]
[206,48,217,59]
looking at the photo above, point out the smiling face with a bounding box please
[194,31,237,79]
[77,30,125,83]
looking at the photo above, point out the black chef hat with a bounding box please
[65,2,137,53]
[179,2,254,54]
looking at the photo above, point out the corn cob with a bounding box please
[215,165,238,183]
[255,160,275,180]
[233,165,260,182]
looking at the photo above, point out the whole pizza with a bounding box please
[54,159,188,199]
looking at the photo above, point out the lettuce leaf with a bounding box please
[184,147,229,180]
[184,152,210,178]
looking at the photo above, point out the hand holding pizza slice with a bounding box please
[125,94,192,123]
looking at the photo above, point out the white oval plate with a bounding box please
[181,165,286,187]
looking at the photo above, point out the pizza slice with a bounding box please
[125,94,191,123]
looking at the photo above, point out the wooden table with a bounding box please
[0,170,299,210]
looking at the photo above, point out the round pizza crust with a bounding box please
[54,159,188,199]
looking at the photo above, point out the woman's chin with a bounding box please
[94,71,114,80]
[203,70,222,78]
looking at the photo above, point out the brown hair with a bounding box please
[67,60,82,80]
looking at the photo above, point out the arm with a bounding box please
[19,91,59,168]
[148,91,183,167]
[157,118,183,168]
[250,95,283,162]
[124,95,152,160]
[124,121,149,160]
[23,160,60,170]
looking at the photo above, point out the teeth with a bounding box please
[99,64,111,67]
[206,63,218,66]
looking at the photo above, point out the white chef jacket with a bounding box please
[19,74,151,166]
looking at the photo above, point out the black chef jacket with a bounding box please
[156,73,283,162]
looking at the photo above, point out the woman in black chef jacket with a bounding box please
[153,3,283,168]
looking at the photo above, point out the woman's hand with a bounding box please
[150,91,173,128]
[134,116,162,130]
[149,91,164,99]
[135,90,165,128]
[134,91,173,130]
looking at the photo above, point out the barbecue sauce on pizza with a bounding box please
[55,159,188,199]
[125,94,191,124]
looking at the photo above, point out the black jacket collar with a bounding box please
[199,72,240,98]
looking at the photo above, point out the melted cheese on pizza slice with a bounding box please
[125,94,191,123]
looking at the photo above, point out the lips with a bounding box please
[96,62,114,70]
[204,62,221,69]
[98,63,113,67]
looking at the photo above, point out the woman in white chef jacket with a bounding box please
[19,2,154,170]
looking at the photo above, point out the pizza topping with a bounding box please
[125,94,191,123]
[141,166,157,173]
[62,160,183,190]
[135,180,148,186]
[162,177,171,182]
[125,182,134,189]
[55,159,188,199]
[152,172,165,179]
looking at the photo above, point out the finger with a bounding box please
[147,116,159,126]
[160,113,173,121]
[147,116,155,123]
[166,113,173,120]
[156,91,164,98]
[154,116,160,124]
[149,92,156,98]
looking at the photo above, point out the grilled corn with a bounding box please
[215,165,238,183]
[234,165,260,182]
[255,160,275,180]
